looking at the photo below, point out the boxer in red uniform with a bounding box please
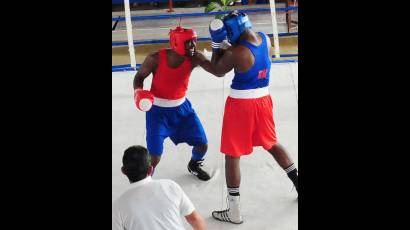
[133,26,223,181]
[208,11,298,223]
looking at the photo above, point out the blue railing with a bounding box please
[112,32,298,47]
[112,6,298,72]
[112,7,298,21]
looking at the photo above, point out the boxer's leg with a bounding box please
[212,155,243,224]
[268,143,298,193]
[188,144,210,181]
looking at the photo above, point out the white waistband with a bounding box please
[153,97,186,107]
[229,87,269,99]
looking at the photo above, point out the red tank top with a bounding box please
[150,49,192,100]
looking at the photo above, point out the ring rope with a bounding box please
[112,7,298,21]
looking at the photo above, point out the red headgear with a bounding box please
[169,26,197,56]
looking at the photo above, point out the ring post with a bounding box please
[269,0,281,58]
[124,0,137,70]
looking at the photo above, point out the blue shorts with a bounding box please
[146,99,208,156]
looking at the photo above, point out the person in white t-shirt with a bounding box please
[112,145,207,230]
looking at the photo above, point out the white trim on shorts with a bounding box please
[229,86,269,99]
[153,96,186,107]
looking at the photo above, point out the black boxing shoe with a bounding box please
[188,159,210,181]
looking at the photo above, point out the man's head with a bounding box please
[222,11,253,44]
[169,26,198,57]
[121,145,153,183]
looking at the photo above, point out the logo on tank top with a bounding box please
[258,69,268,79]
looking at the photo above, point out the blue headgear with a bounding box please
[222,11,252,44]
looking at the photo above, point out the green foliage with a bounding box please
[204,2,221,13]
[204,0,235,19]
[220,0,230,7]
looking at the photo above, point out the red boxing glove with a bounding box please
[134,88,154,112]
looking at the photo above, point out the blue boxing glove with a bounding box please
[209,19,227,50]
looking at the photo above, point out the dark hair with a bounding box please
[122,145,151,182]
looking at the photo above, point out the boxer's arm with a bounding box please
[264,33,274,60]
[208,18,234,75]
[210,46,235,75]
[133,52,158,90]
[193,50,225,78]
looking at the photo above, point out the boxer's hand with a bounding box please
[209,19,227,50]
[134,88,154,112]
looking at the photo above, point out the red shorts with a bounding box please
[220,95,277,157]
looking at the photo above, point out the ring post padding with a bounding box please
[124,0,137,70]
[269,0,281,58]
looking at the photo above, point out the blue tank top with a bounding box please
[231,32,271,90]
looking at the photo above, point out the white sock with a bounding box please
[227,187,240,196]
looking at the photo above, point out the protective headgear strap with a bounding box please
[223,11,252,44]
[169,26,197,56]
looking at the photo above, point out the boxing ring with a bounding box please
[112,1,298,229]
